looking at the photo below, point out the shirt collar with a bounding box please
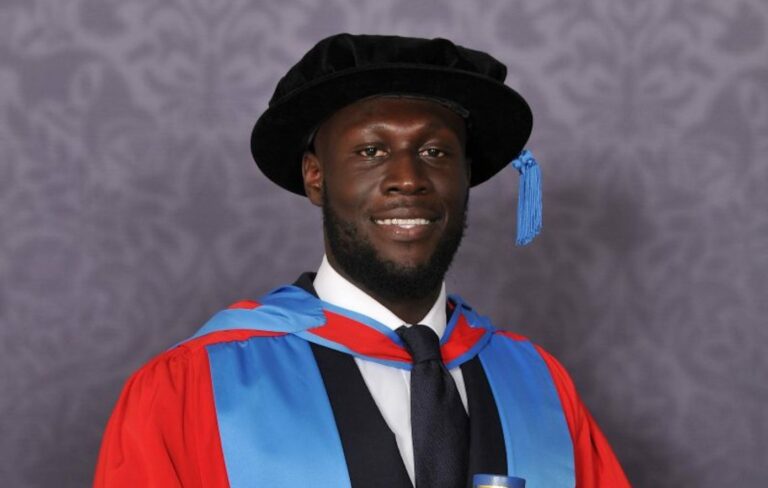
[313,255,448,338]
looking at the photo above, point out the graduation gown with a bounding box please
[94,276,629,487]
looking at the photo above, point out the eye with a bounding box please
[358,146,387,158]
[421,147,446,158]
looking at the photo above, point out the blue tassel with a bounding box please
[511,149,542,246]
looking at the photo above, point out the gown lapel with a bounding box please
[311,343,414,487]
[461,356,507,482]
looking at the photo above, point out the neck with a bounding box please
[326,253,442,325]
[370,286,442,326]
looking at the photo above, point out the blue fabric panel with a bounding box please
[206,335,351,488]
[441,295,465,343]
[479,336,575,488]
[185,286,326,342]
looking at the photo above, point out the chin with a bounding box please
[378,248,434,270]
[324,211,465,304]
[321,183,468,302]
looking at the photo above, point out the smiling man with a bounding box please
[95,34,630,488]
[307,96,470,325]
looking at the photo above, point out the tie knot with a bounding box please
[397,324,442,364]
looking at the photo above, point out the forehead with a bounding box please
[314,96,467,143]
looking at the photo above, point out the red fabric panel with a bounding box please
[440,313,487,364]
[310,310,411,363]
[534,345,632,488]
[226,300,260,310]
[313,310,490,366]
[93,331,281,487]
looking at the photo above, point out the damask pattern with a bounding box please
[1,0,766,486]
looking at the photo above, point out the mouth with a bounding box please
[372,217,435,229]
[369,211,442,243]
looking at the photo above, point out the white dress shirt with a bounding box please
[313,255,468,485]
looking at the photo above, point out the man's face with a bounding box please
[303,96,470,301]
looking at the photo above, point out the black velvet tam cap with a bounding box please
[251,33,533,195]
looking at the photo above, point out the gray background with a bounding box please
[1,0,767,486]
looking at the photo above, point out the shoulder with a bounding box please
[484,329,581,410]
[528,342,584,422]
[498,335,631,486]
[464,304,630,485]
[96,313,282,478]
[462,303,583,423]
[486,329,578,395]
[129,328,290,392]
[124,286,323,386]
[456,297,565,373]
[96,332,243,486]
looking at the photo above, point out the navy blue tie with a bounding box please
[397,324,469,488]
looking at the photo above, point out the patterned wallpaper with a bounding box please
[1,0,766,486]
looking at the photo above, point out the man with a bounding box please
[95,34,629,487]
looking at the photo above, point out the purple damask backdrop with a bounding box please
[1,0,767,486]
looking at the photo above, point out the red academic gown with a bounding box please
[95,281,630,487]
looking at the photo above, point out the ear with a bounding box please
[302,151,324,206]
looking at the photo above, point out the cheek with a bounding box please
[327,167,381,204]
[324,177,376,217]
[436,175,470,209]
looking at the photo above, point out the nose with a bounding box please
[380,151,431,196]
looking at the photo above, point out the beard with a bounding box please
[322,190,468,303]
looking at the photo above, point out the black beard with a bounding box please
[322,191,467,303]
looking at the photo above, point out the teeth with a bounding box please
[375,218,431,229]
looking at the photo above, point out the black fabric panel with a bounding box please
[296,273,413,487]
[293,271,318,295]
[310,343,413,488]
[461,356,508,484]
